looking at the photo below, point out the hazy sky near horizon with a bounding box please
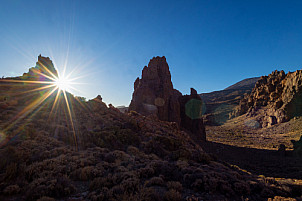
[1,0,302,106]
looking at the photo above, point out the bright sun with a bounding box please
[55,76,71,91]
[0,57,81,149]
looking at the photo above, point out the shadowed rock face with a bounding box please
[179,88,206,141]
[231,69,302,127]
[129,56,182,124]
[129,56,206,141]
[23,54,58,80]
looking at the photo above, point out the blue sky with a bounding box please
[1,0,302,106]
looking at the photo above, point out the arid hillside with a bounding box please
[200,77,260,125]
[0,56,301,201]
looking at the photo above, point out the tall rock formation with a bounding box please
[129,56,206,141]
[129,56,182,124]
[231,69,302,127]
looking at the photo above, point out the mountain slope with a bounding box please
[200,77,260,125]
[0,56,300,200]
[225,77,260,91]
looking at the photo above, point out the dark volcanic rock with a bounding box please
[231,69,302,127]
[179,88,206,141]
[129,56,182,125]
[129,56,206,141]
[23,54,58,80]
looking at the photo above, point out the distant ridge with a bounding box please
[224,77,260,90]
[200,77,260,125]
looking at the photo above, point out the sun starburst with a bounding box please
[0,57,82,150]
[55,76,71,92]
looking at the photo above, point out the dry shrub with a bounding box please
[167,181,183,192]
[143,140,168,158]
[90,176,115,190]
[25,175,75,200]
[145,177,165,187]
[191,179,203,191]
[3,184,20,195]
[88,189,108,201]
[248,180,264,194]
[78,166,99,181]
[218,180,234,197]
[37,197,56,201]
[112,186,161,201]
[172,148,192,161]
[120,177,140,193]
[110,185,124,195]
[191,150,211,164]
[164,189,182,201]
[4,162,18,180]
[111,150,131,162]
[127,145,140,156]
[0,146,18,170]
[138,167,155,179]
[154,136,182,152]
[104,152,116,163]
[204,177,219,192]
[116,129,140,147]
[233,181,251,195]
[137,187,161,201]
[261,187,275,198]
[152,161,182,181]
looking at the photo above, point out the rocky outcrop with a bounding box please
[129,56,182,125]
[231,69,302,127]
[23,54,58,80]
[129,56,206,141]
[179,88,206,141]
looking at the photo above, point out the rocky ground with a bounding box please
[206,115,302,150]
[204,114,302,179]
[0,81,302,201]
[0,93,290,200]
[1,56,302,200]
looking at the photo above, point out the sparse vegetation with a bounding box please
[1,67,302,201]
